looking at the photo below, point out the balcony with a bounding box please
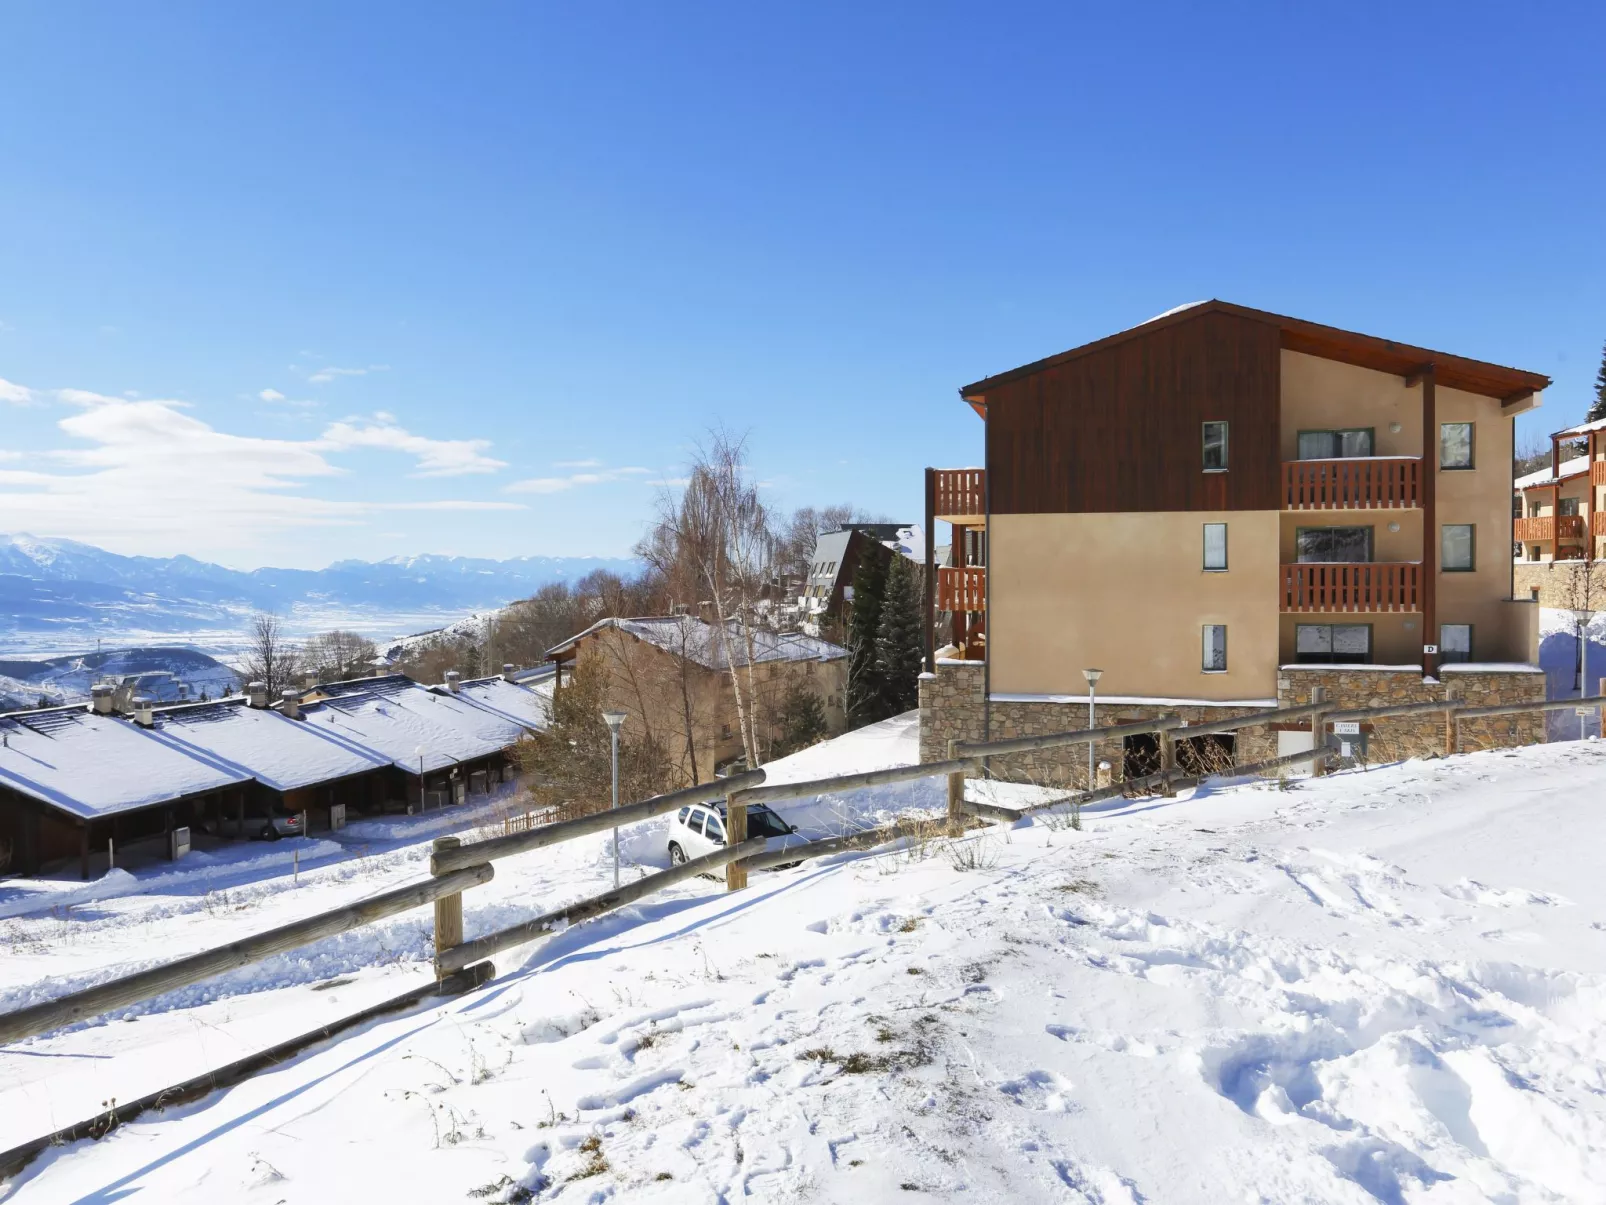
[1514,515,1587,543]
[1280,562,1421,613]
[1282,458,1420,510]
[933,468,985,526]
[937,565,986,612]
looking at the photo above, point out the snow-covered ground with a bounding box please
[3,719,1606,1202]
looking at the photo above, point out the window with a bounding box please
[1202,422,1229,471]
[1202,625,1227,672]
[1298,428,1374,459]
[705,817,726,845]
[1203,523,1228,571]
[1440,624,1473,664]
[678,806,690,824]
[720,723,732,739]
[688,811,706,836]
[1442,524,1475,571]
[1559,497,1580,517]
[1296,526,1373,563]
[1440,422,1474,469]
[1295,623,1373,665]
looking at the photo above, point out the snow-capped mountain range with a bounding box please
[0,533,639,657]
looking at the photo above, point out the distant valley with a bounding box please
[0,533,639,660]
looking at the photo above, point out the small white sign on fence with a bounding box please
[1332,721,1361,736]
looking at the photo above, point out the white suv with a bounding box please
[668,801,798,873]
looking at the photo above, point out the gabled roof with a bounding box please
[960,300,1550,407]
[0,706,251,820]
[432,676,550,733]
[140,697,390,793]
[298,677,524,775]
[549,616,849,670]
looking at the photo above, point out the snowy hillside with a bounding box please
[2,731,1605,1201]
[0,647,239,710]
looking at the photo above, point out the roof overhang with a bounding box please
[958,300,1551,411]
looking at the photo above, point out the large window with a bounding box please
[1296,526,1373,563]
[1559,497,1580,517]
[1442,524,1476,571]
[1440,422,1474,469]
[1440,624,1473,664]
[1202,625,1228,672]
[1203,523,1228,571]
[1298,428,1374,459]
[1202,422,1229,472]
[1295,623,1372,665]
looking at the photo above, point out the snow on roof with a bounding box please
[0,707,251,821]
[1516,456,1590,489]
[1554,415,1606,438]
[299,678,524,774]
[550,616,848,670]
[140,698,391,793]
[435,677,550,733]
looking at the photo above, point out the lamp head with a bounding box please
[601,709,628,734]
[1082,667,1104,686]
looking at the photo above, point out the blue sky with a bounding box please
[1,2,1602,569]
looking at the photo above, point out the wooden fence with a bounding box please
[1,683,1601,1175]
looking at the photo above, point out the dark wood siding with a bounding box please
[985,310,1281,513]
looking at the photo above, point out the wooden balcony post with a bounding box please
[923,467,936,673]
[1418,366,1438,679]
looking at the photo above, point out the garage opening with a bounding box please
[1178,732,1236,775]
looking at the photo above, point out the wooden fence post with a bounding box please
[725,790,749,893]
[433,836,464,977]
[1310,686,1327,777]
[946,739,965,834]
[1444,691,1457,756]
[1601,679,1605,740]
[1159,728,1177,796]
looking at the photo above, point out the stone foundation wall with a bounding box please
[1514,561,1606,608]
[920,660,1548,785]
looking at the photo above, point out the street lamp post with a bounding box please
[1082,668,1103,789]
[1575,609,1594,741]
[602,710,628,889]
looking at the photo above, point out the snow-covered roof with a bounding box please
[1554,416,1606,438]
[434,677,550,732]
[298,678,525,775]
[550,616,848,671]
[1516,456,1590,489]
[139,698,391,793]
[0,707,251,821]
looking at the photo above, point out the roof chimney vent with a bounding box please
[281,688,302,721]
[501,663,517,683]
[247,681,269,709]
[132,696,155,728]
[90,684,114,715]
[445,670,461,693]
[303,671,319,692]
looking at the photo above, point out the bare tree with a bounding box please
[240,613,301,695]
[1559,560,1600,693]
[303,630,378,682]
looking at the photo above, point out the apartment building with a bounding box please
[919,301,1551,783]
[1514,417,1606,569]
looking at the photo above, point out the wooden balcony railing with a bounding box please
[1282,458,1420,509]
[1596,511,1606,538]
[933,469,985,524]
[1280,563,1421,613]
[937,565,986,612]
[1517,514,1588,542]
[1594,460,1606,487]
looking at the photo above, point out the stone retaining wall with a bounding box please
[1513,561,1606,608]
[920,660,1548,786]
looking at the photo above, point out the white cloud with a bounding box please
[258,388,286,402]
[553,457,603,469]
[258,387,320,411]
[318,417,506,477]
[505,465,653,495]
[0,379,514,554]
[307,363,389,384]
[0,377,34,405]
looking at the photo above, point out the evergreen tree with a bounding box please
[845,551,888,728]
[874,555,924,716]
[1590,339,1606,423]
[771,682,829,758]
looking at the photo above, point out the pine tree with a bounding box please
[845,552,888,728]
[1590,339,1606,423]
[874,555,924,716]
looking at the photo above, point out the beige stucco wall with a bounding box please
[989,510,1281,700]
[1281,351,1422,459]
[1436,384,1517,657]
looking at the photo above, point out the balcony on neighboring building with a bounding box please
[1282,458,1421,510]
[1514,514,1587,543]
[933,468,985,526]
[1279,562,1422,613]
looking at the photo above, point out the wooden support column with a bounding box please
[432,837,464,977]
[923,468,936,673]
[725,789,749,892]
[79,824,90,881]
[952,523,968,653]
[1419,365,1438,679]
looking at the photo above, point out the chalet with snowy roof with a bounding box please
[0,700,252,878]
[297,674,525,808]
[799,524,922,627]
[547,616,849,782]
[430,666,552,733]
[1513,417,1606,565]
